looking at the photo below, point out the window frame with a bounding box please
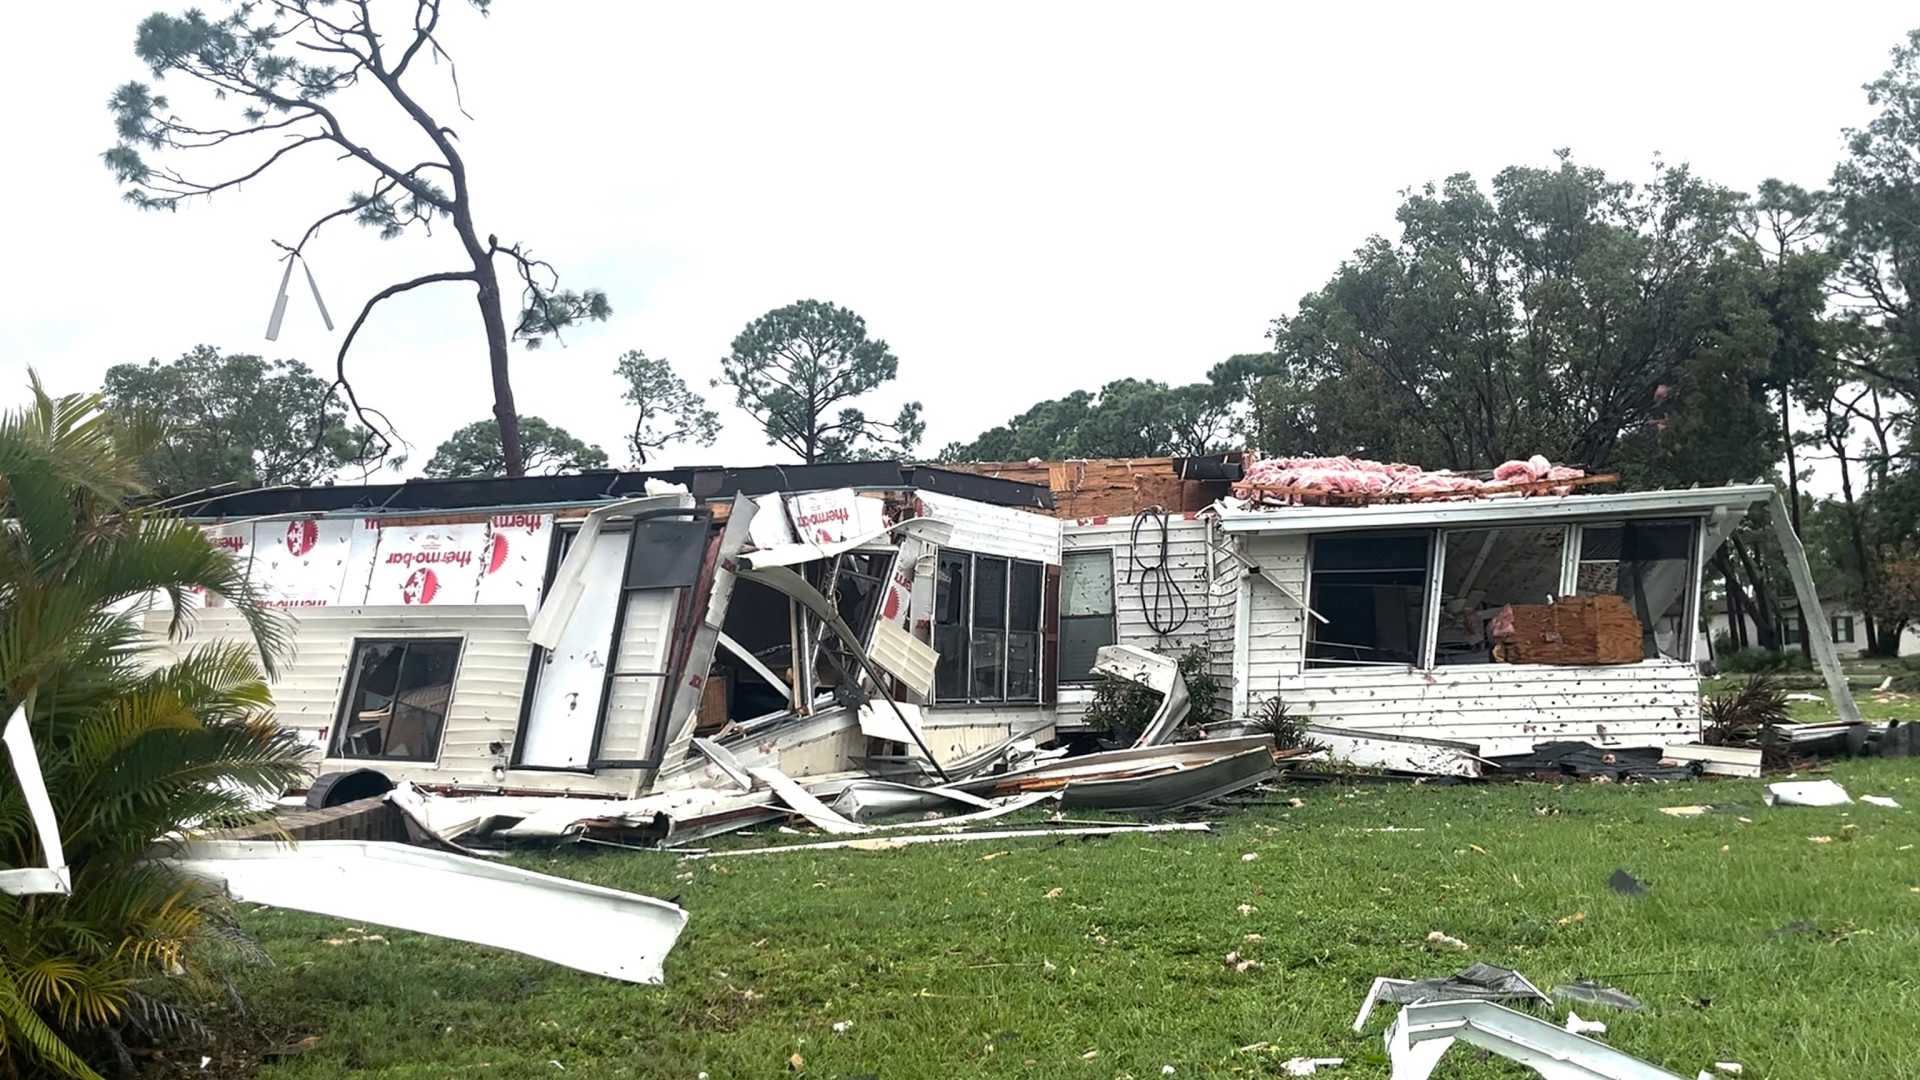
[1058,547,1118,685]
[1303,529,1438,672]
[1831,614,1855,644]
[1299,513,1710,676]
[328,635,465,765]
[932,547,1047,705]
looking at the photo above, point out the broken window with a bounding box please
[1575,519,1698,660]
[934,551,970,700]
[331,638,461,762]
[1434,526,1566,665]
[1059,549,1116,682]
[934,549,1045,703]
[1306,532,1431,669]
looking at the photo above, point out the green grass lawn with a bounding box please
[186,759,1920,1080]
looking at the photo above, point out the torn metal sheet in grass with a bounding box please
[749,765,869,834]
[1305,724,1485,779]
[1764,780,1851,807]
[1552,982,1646,1013]
[688,821,1211,858]
[831,779,994,822]
[956,735,1275,799]
[1352,963,1551,1033]
[1385,998,1689,1080]
[170,840,687,983]
[1059,745,1276,812]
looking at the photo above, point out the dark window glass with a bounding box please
[1307,533,1430,669]
[332,638,460,762]
[1577,519,1697,659]
[1009,561,1042,631]
[1060,550,1117,682]
[1007,631,1040,700]
[975,557,1008,630]
[934,553,970,700]
[971,629,1005,700]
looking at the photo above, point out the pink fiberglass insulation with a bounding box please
[1241,454,1584,499]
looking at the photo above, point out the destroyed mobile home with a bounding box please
[101,454,1869,981]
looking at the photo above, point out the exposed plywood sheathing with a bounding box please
[943,458,1231,518]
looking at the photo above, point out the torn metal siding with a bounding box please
[914,489,1061,565]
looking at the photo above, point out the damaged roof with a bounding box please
[172,460,1053,519]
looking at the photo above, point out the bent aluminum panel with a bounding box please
[0,705,70,896]
[171,840,688,984]
[1386,999,1688,1080]
[1059,746,1276,812]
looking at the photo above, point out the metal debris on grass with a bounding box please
[1552,981,1646,1013]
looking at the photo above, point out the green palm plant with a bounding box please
[0,376,307,1078]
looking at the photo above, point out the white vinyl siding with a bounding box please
[1230,528,1702,754]
[140,605,648,796]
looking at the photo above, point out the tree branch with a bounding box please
[320,268,477,462]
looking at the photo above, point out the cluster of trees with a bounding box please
[942,33,1920,656]
[99,296,924,489]
[938,358,1265,461]
[100,3,919,482]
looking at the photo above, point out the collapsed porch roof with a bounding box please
[1212,483,1776,534]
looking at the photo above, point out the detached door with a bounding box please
[516,528,630,770]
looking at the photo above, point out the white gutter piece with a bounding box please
[169,840,688,984]
[1385,999,1688,1080]
[1093,645,1191,748]
[691,821,1212,858]
[0,705,71,897]
[529,493,694,649]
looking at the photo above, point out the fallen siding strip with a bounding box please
[1659,743,1762,778]
[170,840,688,984]
[691,821,1212,858]
[748,765,870,834]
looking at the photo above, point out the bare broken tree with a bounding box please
[102,1,609,476]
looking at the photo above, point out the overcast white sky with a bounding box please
[2,2,1914,478]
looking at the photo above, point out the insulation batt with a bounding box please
[1242,454,1583,497]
